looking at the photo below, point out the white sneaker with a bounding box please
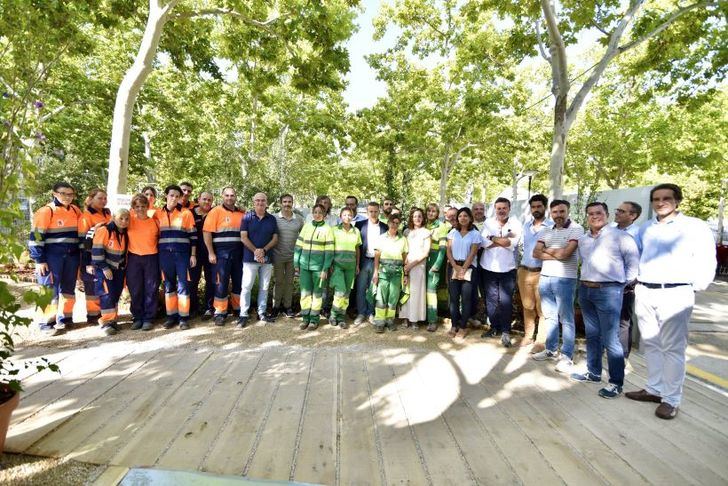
[555,357,574,373]
[532,349,559,361]
[368,315,375,324]
[354,314,365,325]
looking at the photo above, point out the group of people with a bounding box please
[28,181,716,420]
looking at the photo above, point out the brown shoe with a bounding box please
[655,402,679,420]
[625,389,662,403]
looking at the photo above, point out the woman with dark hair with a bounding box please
[79,188,111,325]
[154,184,197,330]
[372,213,409,333]
[400,208,431,328]
[294,204,334,330]
[446,207,482,337]
[127,194,160,331]
[141,186,157,217]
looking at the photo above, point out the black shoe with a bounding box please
[299,321,309,330]
[201,310,213,321]
[179,320,190,330]
[131,320,143,331]
[320,310,330,319]
[386,322,397,332]
[214,314,226,326]
[374,324,385,333]
[102,323,120,336]
[427,323,437,332]
[237,316,248,329]
[307,322,319,330]
[163,318,177,329]
[285,308,296,318]
[142,321,153,331]
[263,313,275,323]
[481,329,500,339]
[340,320,349,329]
[330,318,338,327]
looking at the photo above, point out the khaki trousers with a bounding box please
[517,267,546,343]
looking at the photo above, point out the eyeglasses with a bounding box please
[615,209,630,214]
[56,191,75,197]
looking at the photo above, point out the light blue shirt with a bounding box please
[610,221,641,251]
[521,218,553,268]
[638,212,716,291]
[578,226,639,283]
[448,229,482,263]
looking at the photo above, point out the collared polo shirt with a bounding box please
[128,215,159,255]
[538,220,583,278]
[637,212,716,291]
[241,211,278,263]
[376,232,408,268]
[447,228,482,264]
[521,218,553,268]
[274,211,304,262]
[480,217,522,272]
[578,226,639,283]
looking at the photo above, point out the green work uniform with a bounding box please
[426,220,450,323]
[294,221,334,324]
[374,232,409,330]
[330,224,361,322]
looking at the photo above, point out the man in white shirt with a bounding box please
[531,200,583,373]
[354,202,388,325]
[480,197,522,347]
[625,184,716,420]
[571,202,639,399]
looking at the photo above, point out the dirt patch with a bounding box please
[0,452,105,485]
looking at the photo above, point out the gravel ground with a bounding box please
[0,453,106,485]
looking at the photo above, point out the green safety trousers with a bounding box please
[426,252,441,324]
[300,268,325,324]
[330,263,356,322]
[374,267,402,328]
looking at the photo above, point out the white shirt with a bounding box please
[365,219,382,258]
[637,212,716,291]
[480,216,522,272]
[448,229,482,263]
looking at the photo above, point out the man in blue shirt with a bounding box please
[239,192,278,327]
[571,202,639,400]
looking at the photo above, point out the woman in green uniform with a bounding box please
[372,213,408,333]
[294,204,334,330]
[330,207,362,329]
[425,203,448,331]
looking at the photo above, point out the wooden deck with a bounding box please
[6,329,728,485]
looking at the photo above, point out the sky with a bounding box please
[342,0,396,112]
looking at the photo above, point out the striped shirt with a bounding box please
[538,221,583,278]
[274,212,304,262]
[155,204,196,253]
[28,200,82,262]
[92,224,127,270]
[203,205,244,252]
[332,224,362,269]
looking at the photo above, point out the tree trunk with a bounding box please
[549,93,568,200]
[106,0,177,199]
[439,154,450,208]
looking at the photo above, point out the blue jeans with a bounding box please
[539,275,577,359]
[448,268,475,330]
[356,257,375,317]
[240,262,273,317]
[580,284,625,386]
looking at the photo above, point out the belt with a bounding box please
[580,281,622,288]
[519,265,542,272]
[638,282,690,289]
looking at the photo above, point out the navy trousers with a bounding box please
[127,253,160,321]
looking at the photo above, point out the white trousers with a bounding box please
[240,262,273,317]
[635,284,694,407]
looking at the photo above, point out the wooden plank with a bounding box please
[92,465,129,486]
[455,351,565,485]
[290,351,337,485]
[25,349,179,457]
[5,348,146,453]
[408,351,519,485]
[541,365,705,485]
[109,350,232,467]
[200,351,292,475]
[10,344,133,426]
[155,351,264,470]
[70,350,214,465]
[391,352,476,485]
[244,350,314,481]
[364,352,430,486]
[338,353,385,486]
